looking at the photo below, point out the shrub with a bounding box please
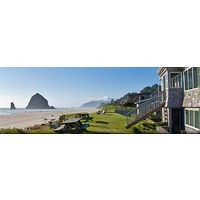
[149,113,156,119]
[132,126,139,133]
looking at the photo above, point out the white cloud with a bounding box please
[86,96,113,102]
[102,96,112,101]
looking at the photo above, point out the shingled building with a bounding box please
[157,67,200,133]
[126,67,200,133]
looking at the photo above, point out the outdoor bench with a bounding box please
[80,123,89,130]
[53,124,66,133]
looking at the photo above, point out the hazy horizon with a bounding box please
[0,67,160,108]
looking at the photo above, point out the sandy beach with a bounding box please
[0,108,99,129]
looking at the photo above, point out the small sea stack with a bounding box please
[10,102,16,110]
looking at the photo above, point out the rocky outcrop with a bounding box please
[26,93,55,109]
[10,102,16,109]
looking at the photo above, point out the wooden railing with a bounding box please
[125,90,166,129]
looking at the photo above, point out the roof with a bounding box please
[157,67,187,76]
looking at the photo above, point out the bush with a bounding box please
[131,120,167,134]
[132,126,139,133]
[149,113,156,119]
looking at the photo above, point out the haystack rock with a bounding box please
[26,93,55,109]
[10,102,16,109]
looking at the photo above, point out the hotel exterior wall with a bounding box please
[182,87,200,107]
[157,67,200,134]
[165,88,184,108]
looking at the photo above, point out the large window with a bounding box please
[185,109,200,129]
[193,67,198,88]
[195,111,199,129]
[197,67,200,87]
[170,72,182,88]
[161,75,166,91]
[185,110,189,125]
[184,70,188,90]
[188,68,193,89]
[184,67,200,90]
[161,74,168,91]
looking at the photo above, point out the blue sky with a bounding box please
[0,67,160,108]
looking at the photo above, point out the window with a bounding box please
[197,67,200,87]
[184,67,200,90]
[190,110,194,127]
[195,111,200,129]
[185,109,200,129]
[162,75,166,91]
[185,110,189,125]
[193,67,198,88]
[161,74,168,91]
[188,68,193,89]
[170,72,182,88]
[184,70,188,90]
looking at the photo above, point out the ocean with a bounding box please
[0,108,76,115]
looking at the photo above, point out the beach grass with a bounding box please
[25,125,55,134]
[0,128,24,134]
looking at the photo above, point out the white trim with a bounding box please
[185,108,200,111]
[184,87,199,92]
[185,109,200,130]
[185,124,200,131]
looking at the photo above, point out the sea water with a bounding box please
[0,108,76,115]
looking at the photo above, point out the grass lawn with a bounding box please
[0,112,164,134]
[84,113,132,134]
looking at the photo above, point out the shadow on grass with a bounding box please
[95,121,109,124]
[85,131,110,134]
[84,130,133,134]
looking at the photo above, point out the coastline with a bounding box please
[0,108,99,129]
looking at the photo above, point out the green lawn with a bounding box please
[0,112,164,134]
[84,113,132,134]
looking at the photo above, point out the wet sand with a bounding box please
[0,108,99,129]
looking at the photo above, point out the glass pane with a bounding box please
[190,110,194,126]
[195,111,199,129]
[185,110,189,125]
[189,68,193,89]
[197,67,200,87]
[162,76,165,91]
[171,73,181,88]
[199,111,200,129]
[165,73,168,89]
[184,71,188,90]
[193,67,198,88]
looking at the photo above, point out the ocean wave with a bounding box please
[0,108,76,115]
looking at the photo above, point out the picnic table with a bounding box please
[53,117,89,133]
[75,113,93,121]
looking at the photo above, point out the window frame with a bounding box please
[170,72,182,88]
[185,108,200,130]
[184,67,200,91]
